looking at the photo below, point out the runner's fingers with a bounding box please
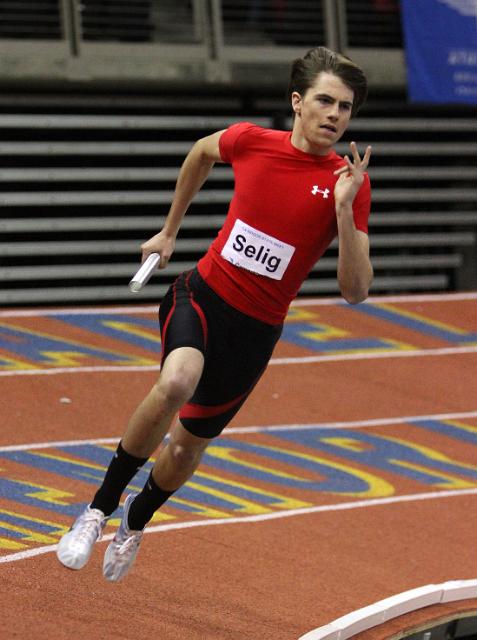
[333,165,349,176]
[333,144,372,177]
[159,254,170,269]
[350,141,361,165]
[361,145,372,169]
[348,142,363,169]
[349,142,372,172]
[333,156,352,176]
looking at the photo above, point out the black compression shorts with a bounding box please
[158,269,283,439]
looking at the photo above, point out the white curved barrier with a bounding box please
[299,579,477,640]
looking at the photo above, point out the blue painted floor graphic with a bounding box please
[1,416,477,555]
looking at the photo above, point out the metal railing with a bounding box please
[0,0,406,87]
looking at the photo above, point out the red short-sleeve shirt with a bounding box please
[197,122,371,324]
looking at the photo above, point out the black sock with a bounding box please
[90,441,148,516]
[127,471,175,530]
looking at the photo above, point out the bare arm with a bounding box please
[140,129,225,268]
[333,142,374,304]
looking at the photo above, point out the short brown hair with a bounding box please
[287,46,368,117]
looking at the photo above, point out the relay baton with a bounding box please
[129,252,160,292]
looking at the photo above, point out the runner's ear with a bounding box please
[291,92,302,115]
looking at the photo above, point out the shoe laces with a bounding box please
[76,510,104,544]
[116,531,142,556]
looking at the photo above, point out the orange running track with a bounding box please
[1,292,477,640]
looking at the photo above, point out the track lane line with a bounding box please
[2,486,477,565]
[2,409,477,450]
[269,346,477,365]
[2,410,477,564]
[0,291,476,318]
[2,345,477,377]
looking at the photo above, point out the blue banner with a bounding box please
[400,0,477,104]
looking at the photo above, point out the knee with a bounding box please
[155,371,197,409]
[168,441,203,471]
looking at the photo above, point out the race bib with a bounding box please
[221,219,295,280]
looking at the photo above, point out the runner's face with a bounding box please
[291,72,354,154]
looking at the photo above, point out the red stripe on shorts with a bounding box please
[186,271,208,347]
[160,280,177,355]
[179,390,250,420]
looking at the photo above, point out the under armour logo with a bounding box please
[311,185,330,198]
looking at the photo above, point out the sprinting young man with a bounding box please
[57,46,373,582]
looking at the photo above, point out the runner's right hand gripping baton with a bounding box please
[129,253,160,293]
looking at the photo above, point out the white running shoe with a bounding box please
[103,494,143,582]
[56,505,107,570]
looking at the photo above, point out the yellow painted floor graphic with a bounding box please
[2,415,477,555]
[1,297,477,372]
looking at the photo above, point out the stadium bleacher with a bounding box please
[0,1,476,306]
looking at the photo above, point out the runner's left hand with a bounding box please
[333,142,372,207]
